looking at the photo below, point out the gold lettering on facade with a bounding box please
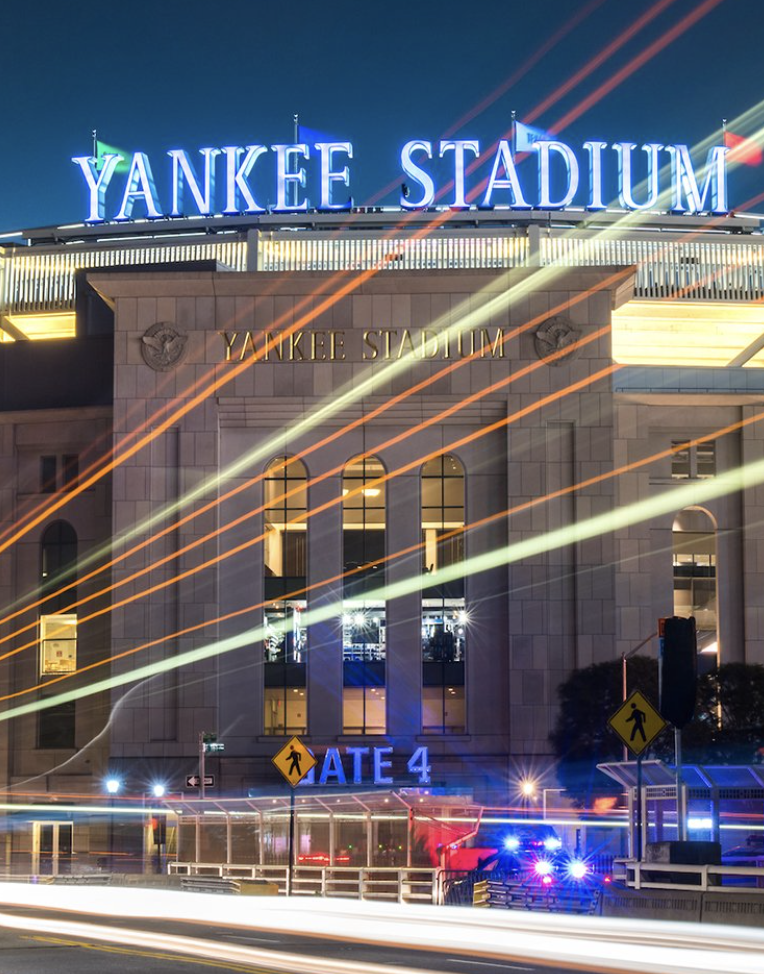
[363,331,379,360]
[397,329,416,360]
[221,331,239,361]
[421,329,439,359]
[382,330,397,360]
[479,327,505,358]
[240,331,257,360]
[330,331,345,360]
[264,332,284,361]
[221,327,508,364]
[311,331,326,361]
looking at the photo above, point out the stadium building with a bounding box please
[2,182,764,828]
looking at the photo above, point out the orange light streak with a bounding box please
[9,380,764,709]
[0,354,619,672]
[548,0,725,133]
[0,267,631,638]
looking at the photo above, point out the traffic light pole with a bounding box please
[287,788,295,896]
[199,732,206,800]
[675,726,687,841]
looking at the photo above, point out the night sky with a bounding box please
[1,0,762,233]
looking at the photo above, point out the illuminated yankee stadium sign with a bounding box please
[72,138,730,223]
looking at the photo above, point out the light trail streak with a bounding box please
[0,268,628,638]
[1,887,763,974]
[8,414,764,723]
[1,48,750,631]
[0,339,617,677]
[526,0,681,124]
[9,340,764,704]
[548,0,726,133]
[2,10,742,585]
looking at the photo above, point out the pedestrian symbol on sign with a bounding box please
[608,690,666,757]
[625,701,647,743]
[272,736,317,787]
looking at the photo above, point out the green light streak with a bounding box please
[4,454,762,723]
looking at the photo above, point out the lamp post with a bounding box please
[520,779,537,818]
[150,783,166,874]
[105,777,121,873]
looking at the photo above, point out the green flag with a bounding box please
[96,140,131,174]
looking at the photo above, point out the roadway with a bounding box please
[0,902,582,974]
[0,883,762,974]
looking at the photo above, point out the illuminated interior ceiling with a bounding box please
[611,301,764,368]
[0,313,76,342]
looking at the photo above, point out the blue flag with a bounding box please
[515,120,553,152]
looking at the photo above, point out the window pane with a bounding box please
[343,602,385,661]
[62,454,78,491]
[264,687,306,735]
[342,686,386,734]
[38,700,75,749]
[696,441,716,479]
[39,614,77,675]
[40,456,57,493]
[264,601,307,663]
[422,598,466,661]
[671,442,691,479]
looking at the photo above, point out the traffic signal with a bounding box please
[659,616,697,728]
[151,815,167,846]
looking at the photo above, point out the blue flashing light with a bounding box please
[568,860,588,880]
[534,859,554,876]
[544,837,563,851]
[504,837,520,851]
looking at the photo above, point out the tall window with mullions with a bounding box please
[263,457,307,735]
[342,455,386,734]
[421,454,466,734]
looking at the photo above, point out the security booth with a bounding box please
[598,760,764,864]
[166,790,485,869]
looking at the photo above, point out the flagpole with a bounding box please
[92,129,97,160]
[722,117,727,146]
[511,110,517,156]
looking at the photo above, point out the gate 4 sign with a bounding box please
[608,690,667,756]
[272,736,317,787]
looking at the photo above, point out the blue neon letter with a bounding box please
[272,144,310,212]
[481,140,529,208]
[439,140,480,208]
[345,746,369,784]
[73,154,123,223]
[614,142,661,210]
[222,145,267,214]
[583,141,607,210]
[115,153,162,220]
[316,142,353,210]
[400,141,435,208]
[537,140,579,209]
[665,144,729,214]
[168,147,220,217]
[373,746,393,785]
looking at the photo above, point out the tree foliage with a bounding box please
[550,659,764,805]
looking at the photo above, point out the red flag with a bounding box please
[724,130,763,167]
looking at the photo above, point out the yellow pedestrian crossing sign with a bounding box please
[608,690,667,756]
[272,736,317,787]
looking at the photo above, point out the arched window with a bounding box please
[39,521,78,690]
[342,455,386,734]
[264,456,307,586]
[421,455,466,734]
[673,507,718,666]
[263,458,308,736]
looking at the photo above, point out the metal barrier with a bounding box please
[614,858,764,892]
[486,880,600,915]
[169,862,441,903]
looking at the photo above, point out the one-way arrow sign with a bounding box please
[185,774,215,788]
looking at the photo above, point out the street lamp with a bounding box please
[104,777,121,872]
[519,778,537,818]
